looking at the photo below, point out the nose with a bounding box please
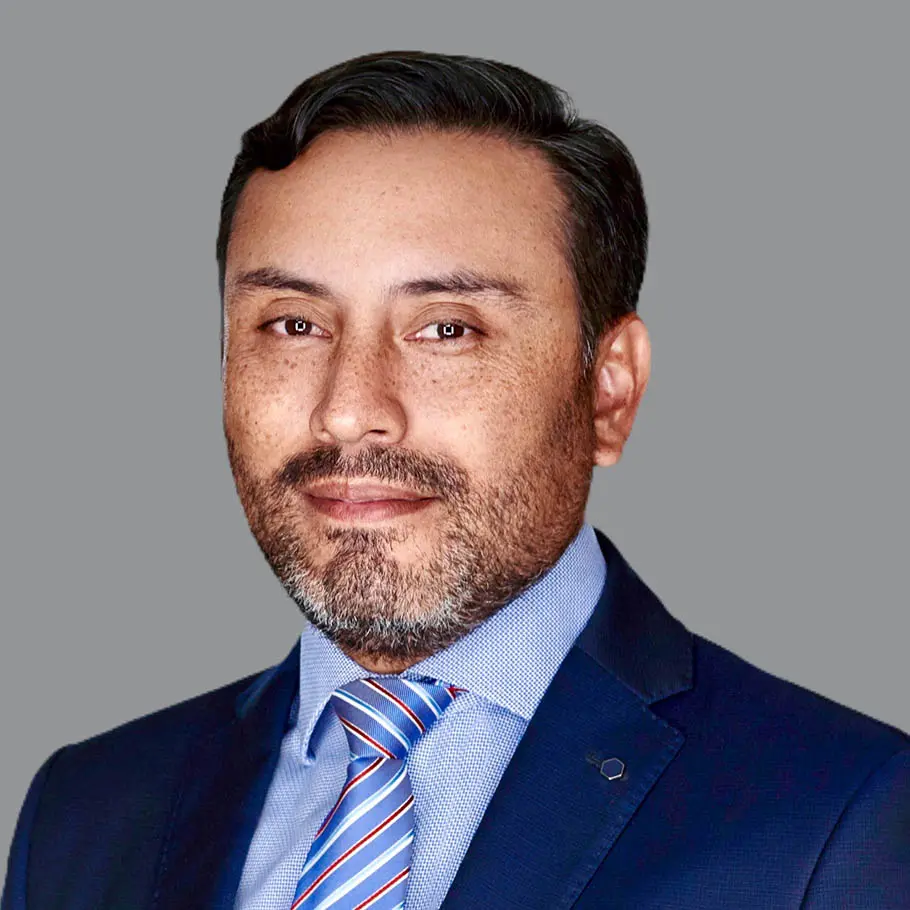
[309,334,407,447]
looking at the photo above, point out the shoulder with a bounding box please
[687,633,908,753]
[2,665,277,908]
[653,634,909,902]
[65,667,261,758]
[665,632,909,816]
[24,666,270,820]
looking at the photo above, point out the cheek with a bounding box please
[224,356,313,471]
[412,363,547,470]
[402,357,503,435]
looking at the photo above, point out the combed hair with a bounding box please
[216,50,648,377]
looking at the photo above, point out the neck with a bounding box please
[344,648,428,675]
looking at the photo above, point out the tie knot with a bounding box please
[330,676,460,760]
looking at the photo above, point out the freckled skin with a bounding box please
[221,129,650,673]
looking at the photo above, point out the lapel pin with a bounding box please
[586,752,626,781]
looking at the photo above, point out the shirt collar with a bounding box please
[294,521,607,755]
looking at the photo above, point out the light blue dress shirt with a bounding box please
[234,521,607,910]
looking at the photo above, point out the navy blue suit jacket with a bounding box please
[4,528,909,908]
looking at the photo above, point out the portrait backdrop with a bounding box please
[1,1,907,863]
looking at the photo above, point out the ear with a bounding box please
[592,314,651,467]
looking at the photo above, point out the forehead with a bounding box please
[225,128,574,301]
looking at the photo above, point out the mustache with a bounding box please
[276,443,468,500]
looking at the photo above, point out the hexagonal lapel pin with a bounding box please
[585,751,626,781]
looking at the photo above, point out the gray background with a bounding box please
[1,1,907,863]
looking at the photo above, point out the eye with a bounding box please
[413,320,478,343]
[263,317,327,337]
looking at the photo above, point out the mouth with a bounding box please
[304,480,433,501]
[303,491,438,522]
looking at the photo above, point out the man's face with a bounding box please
[222,129,597,669]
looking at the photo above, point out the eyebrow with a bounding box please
[225,266,536,314]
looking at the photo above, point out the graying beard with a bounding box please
[280,570,481,661]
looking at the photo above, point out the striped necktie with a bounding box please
[290,676,461,910]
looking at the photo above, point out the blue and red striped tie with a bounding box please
[289,676,461,910]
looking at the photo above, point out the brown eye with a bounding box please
[263,317,325,337]
[284,318,313,336]
[415,320,477,343]
[438,323,466,340]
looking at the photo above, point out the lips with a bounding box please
[304,481,434,503]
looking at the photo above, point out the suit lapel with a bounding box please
[152,641,300,910]
[440,528,693,910]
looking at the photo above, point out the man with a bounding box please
[4,49,908,909]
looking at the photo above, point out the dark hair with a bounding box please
[217,50,648,378]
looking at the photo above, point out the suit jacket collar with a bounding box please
[576,527,692,703]
[155,527,692,909]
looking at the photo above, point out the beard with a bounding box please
[225,366,596,667]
